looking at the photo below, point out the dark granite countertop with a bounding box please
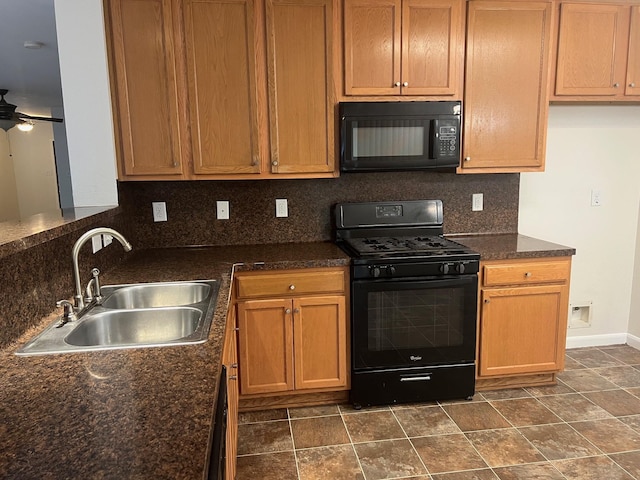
[0,242,349,479]
[449,233,576,260]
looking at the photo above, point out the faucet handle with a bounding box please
[56,299,77,326]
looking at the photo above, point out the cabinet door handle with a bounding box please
[630,82,636,88]
[229,375,238,380]
[614,83,620,88]
[464,156,471,162]
[289,284,295,291]
[524,272,532,278]
[272,160,279,166]
[394,81,401,87]
[285,308,291,314]
[293,308,300,314]
[402,82,408,87]
[231,363,238,369]
[484,299,490,304]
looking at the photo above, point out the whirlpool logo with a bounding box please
[409,355,423,362]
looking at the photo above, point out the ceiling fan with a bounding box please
[0,88,63,132]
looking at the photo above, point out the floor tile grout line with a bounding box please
[338,404,369,480]
[388,407,431,477]
[286,408,302,480]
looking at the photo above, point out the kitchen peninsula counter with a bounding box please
[0,242,349,479]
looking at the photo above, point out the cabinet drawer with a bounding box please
[236,269,345,299]
[482,259,570,287]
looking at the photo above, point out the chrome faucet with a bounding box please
[70,227,132,311]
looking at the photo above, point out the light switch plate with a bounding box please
[591,189,602,207]
[217,201,230,220]
[91,235,103,253]
[472,193,483,212]
[276,199,288,218]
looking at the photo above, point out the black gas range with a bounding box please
[335,200,479,408]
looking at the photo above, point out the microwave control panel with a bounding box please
[431,119,460,160]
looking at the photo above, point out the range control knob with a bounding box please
[388,266,396,276]
[456,263,466,274]
[440,263,450,275]
[371,266,381,278]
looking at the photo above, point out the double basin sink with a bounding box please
[17,280,220,356]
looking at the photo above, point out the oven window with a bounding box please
[368,287,465,352]
[351,277,477,369]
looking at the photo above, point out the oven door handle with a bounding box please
[400,375,432,382]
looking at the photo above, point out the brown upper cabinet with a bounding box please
[460,0,553,173]
[552,2,640,100]
[107,0,188,179]
[342,0,464,97]
[107,0,338,180]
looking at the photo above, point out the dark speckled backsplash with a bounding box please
[118,172,519,248]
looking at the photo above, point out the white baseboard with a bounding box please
[566,333,629,349]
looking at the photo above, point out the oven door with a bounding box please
[351,275,477,371]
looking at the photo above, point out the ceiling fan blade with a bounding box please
[16,112,64,123]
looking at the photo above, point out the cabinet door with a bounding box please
[222,305,238,480]
[293,296,348,390]
[462,1,552,172]
[266,0,336,174]
[184,0,263,175]
[555,3,629,96]
[344,0,402,95]
[109,0,185,177]
[401,0,463,96]
[237,299,294,394]
[479,284,568,377]
[626,6,640,96]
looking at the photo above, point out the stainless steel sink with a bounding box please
[101,282,211,309]
[16,279,219,356]
[65,308,203,347]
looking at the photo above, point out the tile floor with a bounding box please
[236,345,640,480]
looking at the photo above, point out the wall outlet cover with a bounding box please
[276,198,288,218]
[91,235,102,253]
[152,202,168,222]
[472,193,483,212]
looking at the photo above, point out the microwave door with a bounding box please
[343,117,434,171]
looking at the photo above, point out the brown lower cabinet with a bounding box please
[222,305,239,480]
[476,257,572,390]
[234,268,349,401]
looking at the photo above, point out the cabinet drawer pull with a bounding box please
[524,272,532,278]
[289,284,295,291]
[400,375,431,382]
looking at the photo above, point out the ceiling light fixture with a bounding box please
[17,121,34,132]
[23,41,45,50]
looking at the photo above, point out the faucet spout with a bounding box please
[72,227,132,310]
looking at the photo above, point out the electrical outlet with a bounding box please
[275,198,288,218]
[91,235,103,253]
[591,189,602,207]
[472,193,483,212]
[217,201,230,220]
[102,234,113,247]
[152,202,167,222]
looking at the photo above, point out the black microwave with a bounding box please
[339,101,461,172]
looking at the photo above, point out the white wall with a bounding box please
[10,122,60,218]
[519,105,640,345]
[0,134,20,221]
[54,0,118,208]
[630,204,640,337]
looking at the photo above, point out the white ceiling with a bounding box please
[0,0,63,116]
